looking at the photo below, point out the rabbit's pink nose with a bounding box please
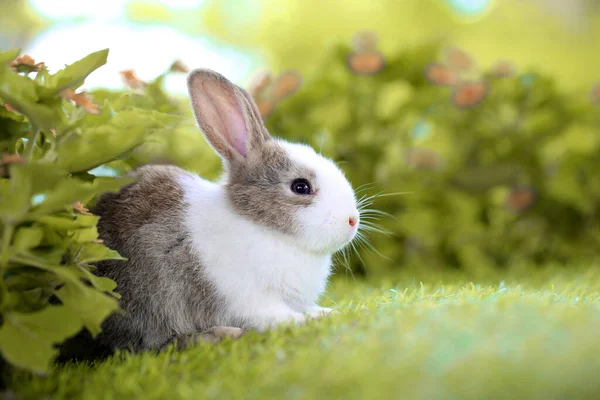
[348,217,357,227]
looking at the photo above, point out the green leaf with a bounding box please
[5,287,55,313]
[0,162,67,221]
[75,242,125,265]
[55,109,178,173]
[0,110,29,153]
[89,90,130,113]
[0,49,21,65]
[8,248,121,301]
[42,49,109,95]
[0,64,67,131]
[71,170,102,182]
[4,268,61,291]
[28,177,132,218]
[58,111,149,172]
[54,279,120,337]
[22,161,68,193]
[70,226,100,243]
[0,49,21,64]
[10,244,121,294]
[0,105,26,122]
[71,264,120,298]
[34,214,98,231]
[10,250,67,273]
[0,306,83,374]
[33,65,51,85]
[12,226,44,252]
[0,165,32,221]
[145,74,181,113]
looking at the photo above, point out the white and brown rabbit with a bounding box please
[59,69,360,359]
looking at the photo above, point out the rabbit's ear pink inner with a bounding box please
[201,79,248,157]
[189,72,250,160]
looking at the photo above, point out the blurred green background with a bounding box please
[1,0,599,278]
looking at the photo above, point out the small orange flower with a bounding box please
[73,201,93,216]
[424,63,460,86]
[347,50,386,76]
[1,153,24,164]
[347,31,386,76]
[247,69,303,118]
[255,98,276,119]
[505,185,537,213]
[60,89,100,114]
[169,59,190,74]
[424,47,489,109]
[405,148,444,171]
[490,60,517,78]
[120,69,147,88]
[247,69,276,118]
[272,70,303,101]
[248,70,272,98]
[442,46,475,72]
[451,81,489,108]
[2,104,19,113]
[0,153,24,177]
[9,54,45,73]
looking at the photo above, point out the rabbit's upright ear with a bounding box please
[187,69,272,163]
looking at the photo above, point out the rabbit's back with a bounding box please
[94,164,188,246]
[88,165,222,352]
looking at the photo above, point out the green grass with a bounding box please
[6,266,600,400]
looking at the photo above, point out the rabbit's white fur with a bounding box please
[180,140,357,331]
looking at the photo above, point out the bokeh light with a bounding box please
[154,0,207,10]
[29,0,126,19]
[25,0,259,92]
[447,0,491,16]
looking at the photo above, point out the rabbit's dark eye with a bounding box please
[291,179,312,195]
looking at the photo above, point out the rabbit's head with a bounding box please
[188,69,359,254]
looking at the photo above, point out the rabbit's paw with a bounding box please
[173,326,245,349]
[252,309,308,332]
[305,306,337,320]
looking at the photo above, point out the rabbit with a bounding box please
[58,68,361,359]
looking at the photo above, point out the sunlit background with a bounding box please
[1,0,599,94]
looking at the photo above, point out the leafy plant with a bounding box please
[261,34,600,276]
[0,48,188,375]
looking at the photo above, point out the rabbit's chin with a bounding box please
[294,226,359,256]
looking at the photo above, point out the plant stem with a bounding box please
[0,221,14,311]
[0,221,13,269]
[24,128,40,161]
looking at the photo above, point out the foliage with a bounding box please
[192,0,600,90]
[0,48,190,376]
[89,68,221,179]
[6,265,600,399]
[259,36,600,275]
